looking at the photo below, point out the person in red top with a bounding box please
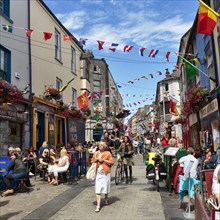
[160,135,169,147]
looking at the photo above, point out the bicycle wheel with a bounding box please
[121,164,125,182]
[115,164,122,185]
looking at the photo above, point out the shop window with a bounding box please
[0,45,11,81]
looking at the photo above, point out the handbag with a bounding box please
[86,163,97,181]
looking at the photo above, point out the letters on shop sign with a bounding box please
[199,98,218,119]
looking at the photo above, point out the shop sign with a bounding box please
[0,109,27,122]
[199,98,218,119]
[35,102,55,113]
[189,113,197,126]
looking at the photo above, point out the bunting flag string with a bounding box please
[1,22,206,61]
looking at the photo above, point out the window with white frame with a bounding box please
[72,88,77,107]
[71,47,76,74]
[55,29,61,61]
[56,77,62,95]
[0,46,10,81]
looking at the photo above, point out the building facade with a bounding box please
[0,0,31,155]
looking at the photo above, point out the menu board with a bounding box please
[164,147,179,156]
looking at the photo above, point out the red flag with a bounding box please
[165,51,171,62]
[100,90,104,95]
[97,40,105,50]
[64,35,73,41]
[26,29,33,38]
[77,91,88,109]
[43,32,53,41]
[170,96,179,115]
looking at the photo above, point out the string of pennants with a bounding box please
[2,23,203,66]
[2,24,172,61]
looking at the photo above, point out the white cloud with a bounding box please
[56,11,87,30]
[55,1,195,51]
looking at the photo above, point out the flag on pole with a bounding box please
[2,24,13,33]
[25,29,33,38]
[170,96,179,115]
[109,43,119,52]
[197,0,219,35]
[63,35,73,41]
[178,54,198,80]
[43,32,53,41]
[79,38,88,46]
[77,91,89,109]
[139,48,146,56]
[59,78,75,93]
[97,40,105,50]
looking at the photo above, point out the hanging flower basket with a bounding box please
[0,80,24,104]
[182,86,208,116]
[44,87,62,100]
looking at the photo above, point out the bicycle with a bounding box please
[115,154,125,185]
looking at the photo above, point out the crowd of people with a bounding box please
[1,131,220,214]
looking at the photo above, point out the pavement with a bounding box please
[0,155,190,220]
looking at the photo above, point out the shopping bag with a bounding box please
[86,163,97,180]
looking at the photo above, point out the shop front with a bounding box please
[32,97,66,151]
[0,102,29,155]
[199,98,220,151]
[189,113,200,148]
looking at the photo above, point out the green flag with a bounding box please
[178,54,198,80]
[185,62,198,80]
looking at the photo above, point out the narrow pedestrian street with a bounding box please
[1,156,168,220]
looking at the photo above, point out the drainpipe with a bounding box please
[28,0,33,147]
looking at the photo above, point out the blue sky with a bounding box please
[45,0,199,114]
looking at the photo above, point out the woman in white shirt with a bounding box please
[48,148,69,185]
[212,163,220,204]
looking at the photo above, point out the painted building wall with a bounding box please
[0,0,30,154]
[30,0,82,103]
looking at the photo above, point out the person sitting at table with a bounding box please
[1,152,28,196]
[23,147,37,176]
[38,149,51,178]
[47,149,69,185]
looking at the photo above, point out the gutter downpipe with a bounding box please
[28,0,33,147]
